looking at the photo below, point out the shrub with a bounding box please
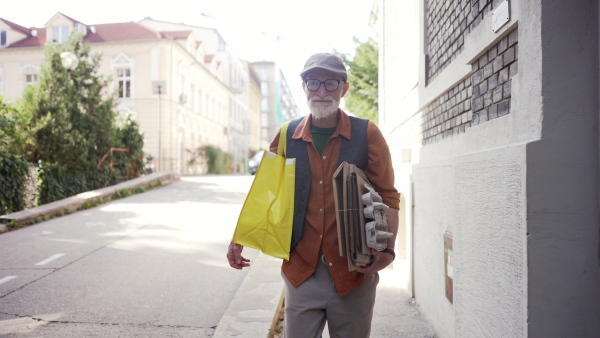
[0,152,29,215]
[37,162,100,205]
[202,145,234,174]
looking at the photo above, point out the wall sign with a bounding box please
[492,0,510,33]
[444,232,454,304]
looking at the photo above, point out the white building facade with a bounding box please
[377,0,600,337]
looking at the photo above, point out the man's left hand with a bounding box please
[356,248,394,276]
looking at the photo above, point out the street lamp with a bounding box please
[152,81,166,171]
[61,52,78,125]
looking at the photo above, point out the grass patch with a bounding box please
[81,199,106,210]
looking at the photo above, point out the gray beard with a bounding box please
[308,97,340,118]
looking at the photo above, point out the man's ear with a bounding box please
[341,81,350,97]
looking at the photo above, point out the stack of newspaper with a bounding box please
[333,162,393,271]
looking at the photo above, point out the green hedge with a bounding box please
[0,152,29,215]
[203,145,234,174]
[38,162,101,205]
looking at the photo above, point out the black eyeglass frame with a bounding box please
[304,79,344,92]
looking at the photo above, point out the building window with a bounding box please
[0,31,6,47]
[261,81,269,95]
[190,84,195,111]
[52,26,69,43]
[22,65,38,87]
[25,74,38,86]
[261,98,269,112]
[197,89,202,114]
[117,68,131,98]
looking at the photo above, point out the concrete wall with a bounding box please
[526,1,600,336]
[413,144,527,337]
[380,0,599,336]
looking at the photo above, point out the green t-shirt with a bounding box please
[310,123,337,156]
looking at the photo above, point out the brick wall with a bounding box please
[471,28,518,125]
[422,27,518,144]
[425,0,472,82]
[423,77,473,144]
[470,0,507,30]
[425,0,506,83]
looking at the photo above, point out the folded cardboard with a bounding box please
[333,162,392,271]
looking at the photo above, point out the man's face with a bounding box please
[303,69,349,118]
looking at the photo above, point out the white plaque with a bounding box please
[492,0,510,33]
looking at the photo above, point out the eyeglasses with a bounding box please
[304,79,344,92]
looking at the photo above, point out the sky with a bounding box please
[3,0,376,115]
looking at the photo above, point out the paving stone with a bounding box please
[488,73,499,91]
[481,79,489,95]
[493,55,504,73]
[498,100,510,116]
[493,87,504,103]
[479,108,489,123]
[488,45,498,60]
[483,91,493,107]
[472,96,484,111]
[499,67,509,84]
[483,63,494,78]
[509,28,519,46]
[489,103,499,119]
[472,69,484,85]
[504,46,516,65]
[498,36,508,53]
[472,112,480,126]
[510,62,519,78]
[503,80,512,99]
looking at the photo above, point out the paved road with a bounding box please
[0,175,258,337]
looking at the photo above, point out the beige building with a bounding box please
[244,60,268,155]
[0,13,292,174]
[137,18,253,173]
[250,61,300,143]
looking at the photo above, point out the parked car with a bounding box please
[249,151,265,175]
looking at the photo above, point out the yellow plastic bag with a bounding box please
[233,122,295,260]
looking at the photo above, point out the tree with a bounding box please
[14,32,145,203]
[113,115,145,177]
[21,32,117,172]
[337,38,379,122]
[0,96,32,157]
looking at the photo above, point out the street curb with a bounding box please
[0,171,177,231]
[267,290,285,338]
[213,253,284,338]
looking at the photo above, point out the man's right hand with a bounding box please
[227,242,251,269]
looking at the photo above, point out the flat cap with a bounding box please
[300,53,347,81]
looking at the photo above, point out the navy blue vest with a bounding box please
[286,115,369,249]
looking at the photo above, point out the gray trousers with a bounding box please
[282,255,379,338]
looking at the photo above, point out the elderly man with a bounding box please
[227,53,400,338]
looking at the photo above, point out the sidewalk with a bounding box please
[370,260,437,338]
[214,252,436,338]
[1,174,435,337]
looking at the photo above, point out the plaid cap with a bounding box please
[300,53,347,81]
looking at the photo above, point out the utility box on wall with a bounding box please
[444,232,454,303]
